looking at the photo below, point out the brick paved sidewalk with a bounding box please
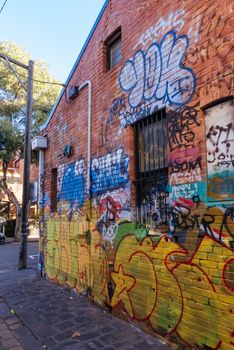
[0,297,43,350]
[0,276,175,350]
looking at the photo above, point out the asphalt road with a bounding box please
[0,242,38,288]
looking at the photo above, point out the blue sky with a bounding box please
[0,0,105,82]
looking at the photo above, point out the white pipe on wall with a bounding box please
[79,80,92,196]
[38,149,44,209]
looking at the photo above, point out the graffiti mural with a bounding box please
[167,106,200,152]
[95,187,131,241]
[170,197,234,248]
[41,3,234,349]
[118,30,196,127]
[137,182,169,233]
[137,9,186,48]
[45,207,109,305]
[91,148,129,195]
[111,233,234,350]
[58,158,86,210]
[205,99,234,201]
[169,154,202,185]
[169,182,202,201]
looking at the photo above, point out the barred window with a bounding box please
[134,110,168,233]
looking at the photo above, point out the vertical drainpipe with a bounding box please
[79,81,92,197]
[38,149,45,212]
[38,149,45,276]
[78,80,92,295]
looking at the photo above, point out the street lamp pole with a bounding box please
[18,59,34,269]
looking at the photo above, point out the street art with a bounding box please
[169,154,203,187]
[186,7,231,65]
[99,96,126,150]
[41,5,234,349]
[111,234,234,350]
[170,198,234,248]
[137,9,186,48]
[169,156,202,175]
[44,200,234,349]
[205,100,234,201]
[167,106,200,152]
[91,148,129,195]
[137,6,221,50]
[118,31,196,127]
[58,158,86,209]
[169,182,202,201]
[45,207,110,305]
[95,187,131,241]
[138,182,169,232]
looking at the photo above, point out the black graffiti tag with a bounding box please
[206,122,233,164]
[167,106,200,152]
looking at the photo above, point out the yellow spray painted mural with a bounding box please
[44,203,234,350]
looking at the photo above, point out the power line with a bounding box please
[0,0,8,15]
[18,72,66,87]
[0,55,67,87]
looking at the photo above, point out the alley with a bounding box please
[0,242,173,350]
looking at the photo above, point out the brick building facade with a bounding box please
[39,1,234,348]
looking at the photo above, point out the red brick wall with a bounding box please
[41,1,234,348]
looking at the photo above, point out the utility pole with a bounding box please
[18,60,34,269]
[0,53,34,269]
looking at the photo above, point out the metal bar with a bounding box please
[0,53,28,70]
[3,56,27,92]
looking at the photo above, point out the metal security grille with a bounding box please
[134,110,169,232]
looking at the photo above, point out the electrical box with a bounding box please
[68,85,79,100]
[32,136,48,151]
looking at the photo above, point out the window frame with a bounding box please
[105,28,122,71]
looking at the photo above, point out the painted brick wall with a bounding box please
[40,1,234,349]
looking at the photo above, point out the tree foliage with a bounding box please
[0,41,61,133]
[0,41,61,240]
[0,119,22,240]
[0,119,22,165]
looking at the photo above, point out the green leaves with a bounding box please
[0,41,61,133]
[0,119,22,164]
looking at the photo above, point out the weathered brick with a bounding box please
[39,1,234,350]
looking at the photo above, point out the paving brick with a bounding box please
[54,330,73,342]
[0,330,13,341]
[18,335,43,350]
[0,323,8,334]
[0,276,174,350]
[99,326,114,334]
[79,331,100,341]
[5,317,19,326]
[56,321,75,331]
[9,323,22,331]
[2,338,19,349]
[13,326,32,340]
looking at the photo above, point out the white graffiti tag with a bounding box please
[119,30,196,112]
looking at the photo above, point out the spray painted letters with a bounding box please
[118,31,196,127]
[206,100,234,200]
[91,148,129,195]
